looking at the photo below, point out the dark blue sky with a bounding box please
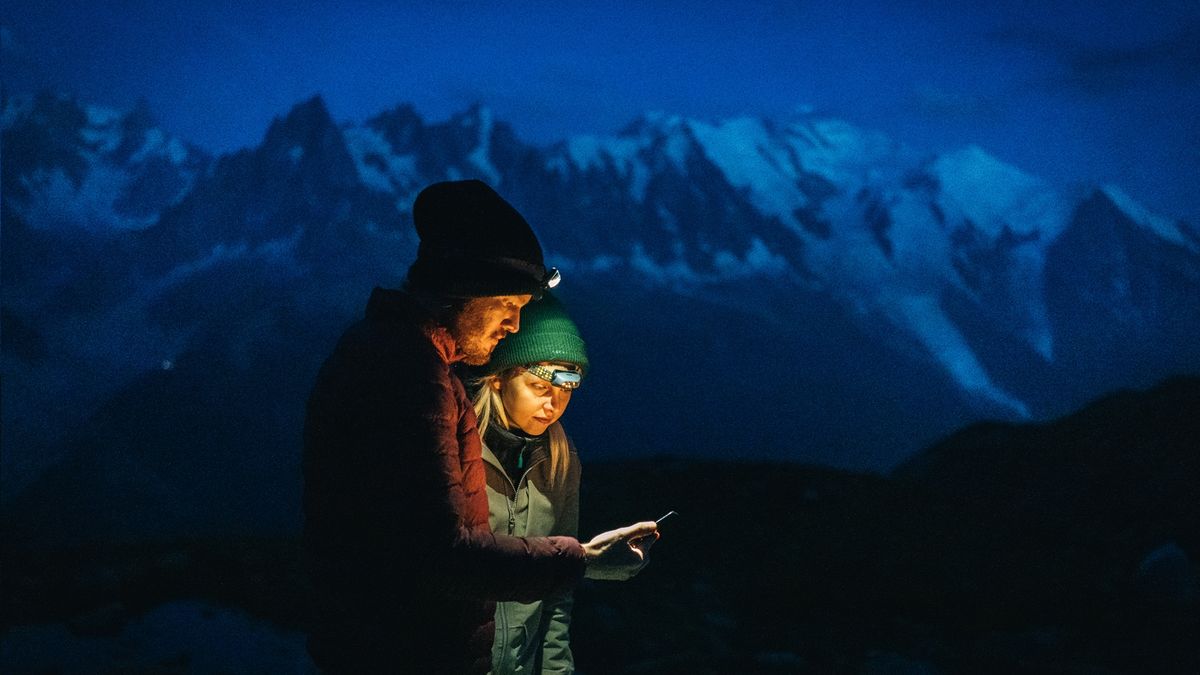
[5,0,1199,224]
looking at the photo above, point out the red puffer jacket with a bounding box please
[303,288,586,674]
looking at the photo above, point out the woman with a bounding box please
[471,292,589,674]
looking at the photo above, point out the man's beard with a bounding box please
[451,300,501,366]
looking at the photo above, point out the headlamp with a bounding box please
[525,363,582,390]
[531,267,561,301]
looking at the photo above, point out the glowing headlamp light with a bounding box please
[530,267,561,301]
[525,363,582,390]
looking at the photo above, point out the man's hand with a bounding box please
[582,521,658,580]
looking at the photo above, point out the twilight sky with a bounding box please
[4,0,1199,224]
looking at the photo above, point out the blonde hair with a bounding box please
[472,370,572,488]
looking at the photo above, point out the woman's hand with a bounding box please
[581,521,658,580]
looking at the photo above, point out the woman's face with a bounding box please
[495,362,576,436]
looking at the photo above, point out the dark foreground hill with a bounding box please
[3,378,1197,673]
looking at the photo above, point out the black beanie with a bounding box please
[406,180,553,298]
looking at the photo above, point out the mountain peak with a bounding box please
[618,111,689,140]
[367,102,421,125]
[15,90,89,137]
[1097,185,1198,252]
[451,101,492,126]
[930,145,1066,240]
[253,94,361,185]
[365,103,424,153]
[261,95,338,150]
[412,102,503,184]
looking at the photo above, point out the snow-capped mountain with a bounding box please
[3,93,1198,544]
[2,91,208,234]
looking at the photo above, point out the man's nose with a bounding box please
[503,310,520,334]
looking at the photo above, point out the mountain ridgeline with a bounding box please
[2,90,1198,544]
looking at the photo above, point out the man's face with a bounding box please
[451,294,533,365]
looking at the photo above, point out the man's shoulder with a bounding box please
[319,290,445,383]
[345,289,429,346]
[363,286,422,323]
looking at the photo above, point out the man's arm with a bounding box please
[310,342,652,603]
[399,367,653,600]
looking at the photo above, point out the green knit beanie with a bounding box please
[485,292,589,375]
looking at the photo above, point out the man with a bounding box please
[303,180,656,673]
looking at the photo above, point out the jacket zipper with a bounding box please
[496,598,510,673]
[513,457,546,527]
[484,454,548,535]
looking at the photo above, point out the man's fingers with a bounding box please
[631,530,659,550]
[617,521,658,539]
